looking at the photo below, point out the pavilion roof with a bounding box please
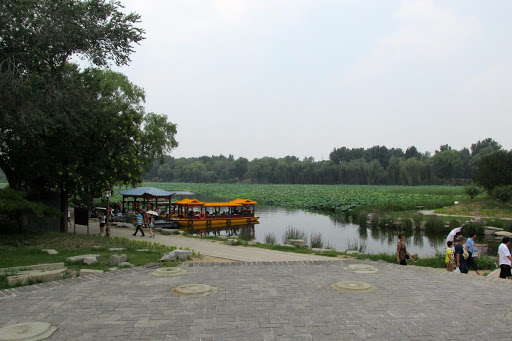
[118,187,176,198]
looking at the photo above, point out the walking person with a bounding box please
[454,237,468,273]
[445,241,456,271]
[147,214,155,237]
[99,211,106,236]
[496,237,512,280]
[465,231,487,275]
[132,209,145,237]
[396,233,415,265]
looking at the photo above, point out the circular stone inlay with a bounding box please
[346,264,379,274]
[152,267,186,277]
[172,284,217,296]
[330,281,376,293]
[0,322,57,341]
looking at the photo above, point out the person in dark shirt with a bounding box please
[454,236,468,273]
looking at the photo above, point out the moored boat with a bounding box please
[172,198,259,227]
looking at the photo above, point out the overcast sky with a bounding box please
[111,0,512,161]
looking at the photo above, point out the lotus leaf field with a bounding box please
[119,183,465,214]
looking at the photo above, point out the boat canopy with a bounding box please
[230,199,257,205]
[204,202,242,207]
[175,198,205,206]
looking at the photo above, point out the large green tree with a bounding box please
[0,0,178,231]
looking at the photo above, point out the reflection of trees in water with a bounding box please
[329,213,350,226]
[413,229,424,247]
[385,230,397,246]
[370,226,380,240]
[189,224,256,239]
[358,226,368,240]
[424,231,446,248]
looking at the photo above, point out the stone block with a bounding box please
[79,269,104,275]
[118,262,134,267]
[288,239,308,248]
[7,269,66,287]
[83,257,98,266]
[0,263,65,275]
[66,254,101,264]
[41,249,59,255]
[226,239,239,246]
[108,248,126,251]
[110,254,127,266]
[160,250,192,262]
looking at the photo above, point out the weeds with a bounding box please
[310,232,324,249]
[264,233,277,245]
[282,226,307,244]
[346,239,367,253]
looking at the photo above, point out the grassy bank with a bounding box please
[0,231,188,289]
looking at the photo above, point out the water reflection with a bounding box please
[173,193,493,257]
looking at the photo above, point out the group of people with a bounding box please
[444,231,484,275]
[397,226,512,280]
[132,208,156,237]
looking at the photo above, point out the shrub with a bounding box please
[357,211,368,228]
[464,185,482,200]
[401,217,413,230]
[464,220,485,235]
[310,232,324,249]
[492,185,512,203]
[346,239,367,253]
[424,215,445,233]
[449,219,461,229]
[413,213,423,229]
[282,225,307,244]
[239,226,254,241]
[264,233,276,245]
[370,212,380,227]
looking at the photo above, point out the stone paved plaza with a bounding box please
[1,259,512,340]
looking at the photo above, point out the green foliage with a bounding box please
[463,220,485,236]
[413,212,423,228]
[449,219,462,229]
[464,185,482,200]
[0,188,58,233]
[401,217,413,230]
[424,215,446,233]
[346,239,367,253]
[474,151,512,193]
[357,211,368,227]
[492,185,512,203]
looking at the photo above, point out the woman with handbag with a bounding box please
[397,233,415,265]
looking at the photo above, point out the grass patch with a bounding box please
[0,231,186,289]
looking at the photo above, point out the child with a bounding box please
[445,241,455,271]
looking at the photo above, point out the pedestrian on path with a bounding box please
[99,211,106,236]
[465,231,486,275]
[397,233,415,265]
[445,241,455,271]
[133,209,145,237]
[496,237,512,279]
[454,237,468,273]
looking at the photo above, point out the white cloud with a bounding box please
[345,0,480,83]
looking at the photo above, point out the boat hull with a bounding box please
[176,216,259,227]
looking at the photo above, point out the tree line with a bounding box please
[145,138,505,186]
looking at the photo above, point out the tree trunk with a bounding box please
[60,188,68,233]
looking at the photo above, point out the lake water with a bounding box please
[174,193,493,257]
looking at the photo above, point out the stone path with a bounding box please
[1,259,512,340]
[2,221,512,340]
[72,223,334,262]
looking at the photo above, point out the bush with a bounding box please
[449,219,461,229]
[264,233,276,245]
[413,213,423,229]
[357,211,368,228]
[282,226,307,244]
[492,185,512,203]
[424,215,445,233]
[464,220,485,235]
[310,232,324,249]
[401,217,413,230]
[464,185,482,200]
[370,212,380,227]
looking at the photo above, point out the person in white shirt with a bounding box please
[496,237,512,279]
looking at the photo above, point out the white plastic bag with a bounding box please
[455,267,461,274]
